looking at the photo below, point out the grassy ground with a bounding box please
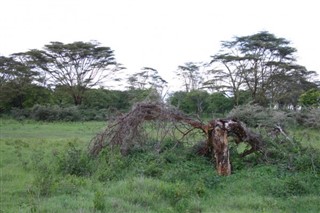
[0,119,319,213]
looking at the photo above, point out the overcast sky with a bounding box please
[1,0,319,89]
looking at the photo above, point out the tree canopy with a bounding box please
[1,32,319,115]
[209,31,318,107]
[18,41,122,105]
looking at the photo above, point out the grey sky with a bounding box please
[1,0,319,89]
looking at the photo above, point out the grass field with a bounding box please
[1,119,319,213]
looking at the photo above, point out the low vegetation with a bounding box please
[1,116,319,212]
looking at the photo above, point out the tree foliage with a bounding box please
[18,41,121,105]
[299,88,320,107]
[175,62,204,92]
[127,67,167,90]
[210,31,318,107]
[169,90,233,115]
[0,56,49,111]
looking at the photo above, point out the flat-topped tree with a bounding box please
[18,41,122,105]
[210,31,317,107]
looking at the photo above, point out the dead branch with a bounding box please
[88,102,265,176]
[88,102,204,156]
[222,119,265,157]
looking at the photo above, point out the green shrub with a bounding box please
[29,150,56,197]
[94,148,128,181]
[30,105,82,121]
[10,107,30,120]
[228,104,288,128]
[56,142,93,176]
[57,106,81,121]
[289,108,320,128]
[262,135,320,174]
[30,105,59,121]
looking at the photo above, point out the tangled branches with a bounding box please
[88,102,205,156]
[88,102,265,175]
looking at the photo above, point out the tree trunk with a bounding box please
[211,121,231,176]
[73,95,82,105]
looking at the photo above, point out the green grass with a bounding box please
[1,119,320,213]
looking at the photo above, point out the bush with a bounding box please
[29,150,56,196]
[289,108,320,128]
[56,142,93,176]
[228,104,288,128]
[30,105,81,121]
[262,135,320,174]
[11,107,30,120]
[94,147,128,181]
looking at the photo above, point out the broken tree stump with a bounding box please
[211,120,231,176]
[89,102,264,176]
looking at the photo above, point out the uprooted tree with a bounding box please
[89,102,265,176]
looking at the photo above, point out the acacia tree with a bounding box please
[19,41,122,105]
[127,67,168,101]
[210,31,315,106]
[127,67,167,90]
[175,62,204,92]
[268,67,318,109]
[0,56,43,111]
[207,56,246,105]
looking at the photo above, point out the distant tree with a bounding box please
[126,88,156,104]
[175,62,204,92]
[237,90,252,105]
[210,31,316,107]
[169,90,209,114]
[126,67,168,101]
[0,56,48,111]
[205,66,244,106]
[127,67,167,92]
[83,89,131,111]
[299,88,320,107]
[52,85,74,106]
[269,68,318,109]
[17,41,122,105]
[207,92,233,114]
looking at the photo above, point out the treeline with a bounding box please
[5,88,153,121]
[4,86,241,121]
[1,31,320,121]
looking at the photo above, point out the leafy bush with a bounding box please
[229,104,320,129]
[262,135,320,174]
[78,108,109,121]
[94,147,128,181]
[29,150,56,196]
[228,104,288,128]
[56,142,93,176]
[299,88,320,107]
[289,108,320,128]
[30,105,81,121]
[10,105,112,121]
[10,107,30,120]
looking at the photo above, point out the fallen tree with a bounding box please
[89,102,264,176]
